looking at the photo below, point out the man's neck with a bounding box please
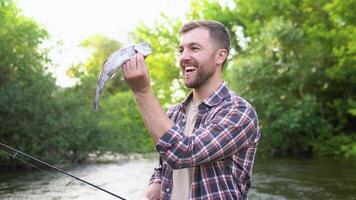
[192,76,223,105]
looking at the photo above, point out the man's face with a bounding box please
[178,27,219,88]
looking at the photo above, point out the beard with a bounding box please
[184,64,216,88]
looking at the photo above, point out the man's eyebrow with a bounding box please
[178,42,202,48]
[188,42,202,47]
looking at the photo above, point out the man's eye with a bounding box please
[192,47,199,51]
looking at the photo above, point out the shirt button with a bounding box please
[165,188,170,192]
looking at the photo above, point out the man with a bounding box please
[122,20,260,200]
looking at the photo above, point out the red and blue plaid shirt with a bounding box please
[150,82,260,200]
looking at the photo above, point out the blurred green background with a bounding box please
[0,0,355,168]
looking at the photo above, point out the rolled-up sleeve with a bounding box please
[149,161,162,185]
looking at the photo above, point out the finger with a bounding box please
[129,56,137,71]
[123,57,136,77]
[136,53,145,72]
[135,53,139,70]
[122,61,129,76]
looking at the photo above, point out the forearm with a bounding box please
[134,89,173,143]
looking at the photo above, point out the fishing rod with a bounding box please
[0,142,126,200]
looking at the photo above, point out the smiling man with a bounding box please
[122,20,260,200]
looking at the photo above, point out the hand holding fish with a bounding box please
[93,42,152,111]
[122,53,151,95]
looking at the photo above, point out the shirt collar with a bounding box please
[202,81,229,107]
[180,82,230,110]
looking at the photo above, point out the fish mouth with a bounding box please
[134,42,152,56]
[135,49,151,57]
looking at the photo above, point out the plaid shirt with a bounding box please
[150,82,260,200]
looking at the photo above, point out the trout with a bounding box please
[93,42,152,111]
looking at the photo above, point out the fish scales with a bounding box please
[93,42,152,111]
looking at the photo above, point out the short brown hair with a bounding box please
[179,20,230,67]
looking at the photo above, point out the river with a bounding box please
[0,155,355,200]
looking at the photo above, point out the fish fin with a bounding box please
[109,72,117,79]
[93,89,100,112]
[98,59,109,80]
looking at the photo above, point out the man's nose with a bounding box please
[179,49,191,61]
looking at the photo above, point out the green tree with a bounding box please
[67,34,155,154]
[98,91,154,153]
[0,0,108,165]
[226,0,355,157]
[227,18,332,156]
[0,0,58,161]
[130,0,356,157]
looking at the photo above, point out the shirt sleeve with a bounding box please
[156,104,260,169]
[149,157,163,185]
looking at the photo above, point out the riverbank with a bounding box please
[1,156,355,199]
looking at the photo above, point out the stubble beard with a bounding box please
[184,64,215,89]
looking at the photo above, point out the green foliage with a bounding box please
[221,0,355,157]
[0,0,109,166]
[1,0,355,169]
[0,0,56,160]
[98,92,154,153]
[131,0,355,157]
[314,135,356,158]
[47,88,105,163]
[67,34,155,155]
[225,17,333,156]
[131,15,187,106]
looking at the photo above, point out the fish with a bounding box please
[93,42,152,111]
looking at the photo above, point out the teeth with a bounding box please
[185,66,196,71]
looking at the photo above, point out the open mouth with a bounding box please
[185,65,197,73]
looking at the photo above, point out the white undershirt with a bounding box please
[171,100,198,200]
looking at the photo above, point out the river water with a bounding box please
[0,155,355,200]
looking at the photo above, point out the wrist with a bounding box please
[133,88,153,99]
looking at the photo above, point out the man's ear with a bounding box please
[215,49,228,66]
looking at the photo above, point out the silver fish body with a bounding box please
[93,42,152,111]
